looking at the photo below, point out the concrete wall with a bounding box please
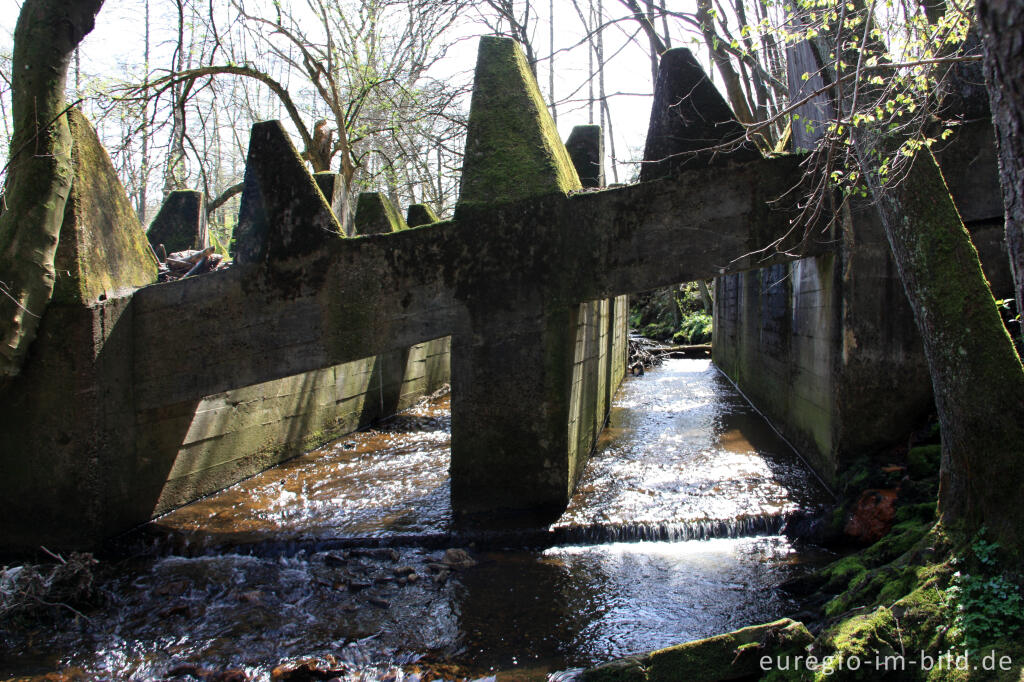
[0,287,450,552]
[568,295,629,492]
[140,338,450,517]
[713,119,1009,485]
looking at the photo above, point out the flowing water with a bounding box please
[1,359,832,681]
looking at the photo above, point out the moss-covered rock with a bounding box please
[457,36,581,211]
[52,108,158,304]
[353,192,408,235]
[581,618,813,682]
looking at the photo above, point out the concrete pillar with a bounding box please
[451,305,576,517]
[353,192,409,235]
[1,109,158,550]
[406,203,441,228]
[565,125,605,188]
[450,37,586,517]
[232,121,343,264]
[314,171,349,233]
[147,190,208,255]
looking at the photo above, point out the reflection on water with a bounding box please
[1,360,830,680]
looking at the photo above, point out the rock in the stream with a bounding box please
[442,548,477,568]
[581,618,813,681]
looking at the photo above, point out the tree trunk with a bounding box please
[0,0,105,379]
[855,141,1024,554]
[977,0,1024,340]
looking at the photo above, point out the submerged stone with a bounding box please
[457,36,581,211]
[582,618,813,681]
[52,108,158,305]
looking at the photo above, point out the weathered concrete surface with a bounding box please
[640,47,760,182]
[458,36,581,210]
[140,338,450,517]
[354,192,409,234]
[1,37,833,551]
[406,203,441,228]
[147,189,207,254]
[313,171,348,230]
[52,108,158,305]
[566,125,605,188]
[233,120,344,264]
[714,118,1009,483]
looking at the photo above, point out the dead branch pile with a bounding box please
[628,332,712,374]
[155,245,228,282]
[0,549,99,625]
[628,333,665,373]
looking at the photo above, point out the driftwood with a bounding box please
[157,246,226,282]
[628,333,712,374]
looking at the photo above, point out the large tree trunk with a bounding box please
[977,0,1024,340]
[855,141,1024,554]
[0,0,105,379]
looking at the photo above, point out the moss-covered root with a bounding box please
[581,618,813,682]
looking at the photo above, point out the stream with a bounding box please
[1,359,832,681]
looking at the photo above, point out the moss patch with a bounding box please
[457,36,581,211]
[907,445,941,480]
[581,618,813,681]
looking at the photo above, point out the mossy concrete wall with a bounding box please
[2,38,840,552]
[139,337,450,516]
[713,120,1008,485]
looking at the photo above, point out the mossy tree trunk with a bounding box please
[977,0,1024,340]
[855,141,1024,554]
[0,0,105,379]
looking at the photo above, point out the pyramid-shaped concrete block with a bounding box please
[52,108,158,305]
[565,125,605,188]
[147,189,207,254]
[353,192,408,235]
[640,48,760,182]
[232,121,343,263]
[457,36,581,211]
[406,203,441,228]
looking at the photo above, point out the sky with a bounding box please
[1,0,717,187]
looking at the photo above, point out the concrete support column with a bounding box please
[450,305,575,517]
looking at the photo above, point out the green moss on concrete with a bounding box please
[457,36,581,211]
[353,192,408,235]
[52,108,158,304]
[406,203,441,228]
